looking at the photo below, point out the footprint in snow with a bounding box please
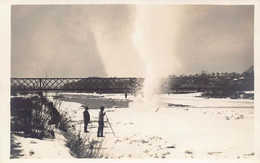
[185,150,193,154]
[166,145,176,149]
[244,152,254,156]
[29,150,34,156]
[30,141,37,144]
[208,152,222,155]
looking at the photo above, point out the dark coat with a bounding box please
[49,106,61,124]
[98,110,105,123]
[83,110,90,123]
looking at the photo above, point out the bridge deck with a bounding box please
[11,78,144,92]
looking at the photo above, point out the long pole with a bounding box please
[105,114,115,137]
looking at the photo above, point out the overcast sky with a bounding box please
[11,5,254,78]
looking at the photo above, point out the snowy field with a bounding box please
[42,92,254,159]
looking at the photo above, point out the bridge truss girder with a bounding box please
[11,78,144,93]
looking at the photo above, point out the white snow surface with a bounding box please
[46,93,254,159]
[11,92,254,159]
[11,129,73,158]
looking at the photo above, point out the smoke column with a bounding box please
[132,6,182,109]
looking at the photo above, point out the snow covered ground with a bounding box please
[44,92,254,159]
[10,129,73,159]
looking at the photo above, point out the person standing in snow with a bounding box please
[97,106,106,137]
[83,106,90,133]
[47,102,61,129]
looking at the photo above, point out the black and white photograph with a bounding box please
[0,0,259,162]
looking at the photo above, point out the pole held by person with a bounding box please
[105,113,116,137]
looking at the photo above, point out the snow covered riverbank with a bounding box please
[46,92,254,159]
[10,129,73,159]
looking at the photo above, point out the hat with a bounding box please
[81,105,88,109]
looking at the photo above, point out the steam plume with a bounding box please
[132,6,182,109]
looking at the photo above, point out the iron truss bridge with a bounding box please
[11,78,144,93]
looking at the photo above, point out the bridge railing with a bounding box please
[11,78,144,92]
